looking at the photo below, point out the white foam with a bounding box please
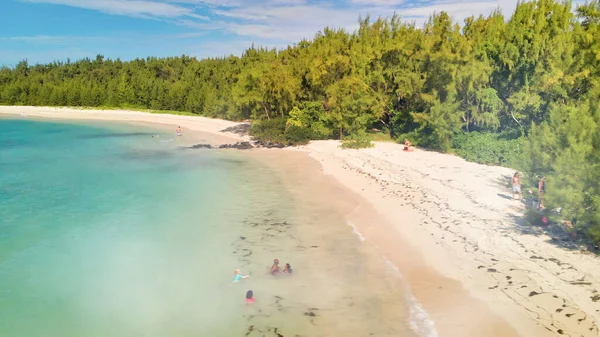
[383,257,439,337]
[346,221,366,242]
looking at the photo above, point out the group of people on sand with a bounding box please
[511,171,546,209]
[233,259,293,304]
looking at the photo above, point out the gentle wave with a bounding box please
[383,257,439,337]
[345,218,438,337]
[346,220,366,242]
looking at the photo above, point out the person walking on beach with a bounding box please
[538,176,545,209]
[270,259,281,275]
[233,269,250,283]
[176,126,182,137]
[512,172,522,200]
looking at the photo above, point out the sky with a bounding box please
[0,0,527,67]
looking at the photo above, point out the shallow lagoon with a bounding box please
[0,118,413,337]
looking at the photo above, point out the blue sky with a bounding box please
[0,0,525,67]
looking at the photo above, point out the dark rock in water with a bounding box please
[188,144,212,149]
[219,142,254,150]
[304,311,316,317]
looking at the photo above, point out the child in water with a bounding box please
[233,269,250,283]
[283,263,293,274]
[246,290,255,304]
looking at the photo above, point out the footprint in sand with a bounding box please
[476,260,599,336]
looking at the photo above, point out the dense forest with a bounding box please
[1,0,599,245]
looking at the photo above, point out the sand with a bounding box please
[2,106,599,337]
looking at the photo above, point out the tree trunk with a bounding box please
[379,117,391,136]
[510,110,523,135]
[262,102,271,120]
[340,126,343,140]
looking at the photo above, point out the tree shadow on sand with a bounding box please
[220,123,251,136]
[506,213,599,254]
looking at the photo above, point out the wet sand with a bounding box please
[254,149,524,337]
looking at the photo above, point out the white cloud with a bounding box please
[15,0,533,58]
[23,0,209,19]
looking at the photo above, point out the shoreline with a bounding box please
[2,106,599,337]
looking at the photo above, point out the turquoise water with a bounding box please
[0,117,413,337]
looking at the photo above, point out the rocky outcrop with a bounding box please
[219,141,254,150]
[187,144,212,149]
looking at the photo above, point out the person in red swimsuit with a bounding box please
[246,290,255,304]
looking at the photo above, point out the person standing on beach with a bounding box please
[538,177,545,209]
[176,126,182,137]
[512,172,522,200]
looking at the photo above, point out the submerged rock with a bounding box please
[187,143,212,149]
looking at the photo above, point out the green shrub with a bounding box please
[452,132,522,167]
[588,221,600,247]
[341,131,374,149]
[249,118,314,146]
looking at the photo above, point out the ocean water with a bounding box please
[0,117,415,337]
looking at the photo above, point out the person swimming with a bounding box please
[246,290,255,304]
[270,259,281,275]
[283,263,293,274]
[233,269,250,283]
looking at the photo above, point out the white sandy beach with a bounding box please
[295,141,600,337]
[2,106,599,337]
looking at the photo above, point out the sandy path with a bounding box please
[295,140,600,337]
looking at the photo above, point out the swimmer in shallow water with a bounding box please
[246,290,255,303]
[270,259,281,275]
[233,269,250,283]
[283,263,293,274]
